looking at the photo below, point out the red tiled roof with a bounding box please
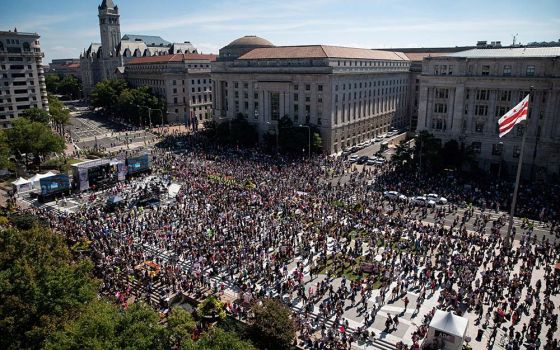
[127,53,217,65]
[238,45,409,61]
[403,52,448,61]
[65,63,80,68]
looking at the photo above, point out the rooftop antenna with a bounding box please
[512,33,518,46]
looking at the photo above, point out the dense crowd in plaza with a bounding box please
[30,133,559,350]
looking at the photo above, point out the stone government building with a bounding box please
[417,46,560,179]
[80,0,197,96]
[212,36,411,154]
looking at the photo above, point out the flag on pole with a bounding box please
[498,94,529,138]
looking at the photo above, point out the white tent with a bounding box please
[28,171,56,189]
[12,177,32,193]
[425,310,469,350]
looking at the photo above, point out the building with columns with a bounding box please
[212,36,410,154]
[124,53,216,125]
[80,0,197,96]
[0,29,48,129]
[417,47,560,179]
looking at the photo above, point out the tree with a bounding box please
[0,227,98,350]
[414,131,442,173]
[7,118,65,165]
[48,95,70,133]
[45,74,61,94]
[249,299,295,350]
[392,140,413,167]
[0,130,12,169]
[58,75,82,100]
[44,301,166,350]
[20,107,51,124]
[166,307,196,349]
[90,79,128,116]
[197,328,256,350]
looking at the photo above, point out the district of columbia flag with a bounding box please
[498,94,529,138]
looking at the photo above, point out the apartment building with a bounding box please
[0,29,48,128]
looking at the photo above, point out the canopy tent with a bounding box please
[12,177,32,193]
[28,171,56,189]
[425,310,469,350]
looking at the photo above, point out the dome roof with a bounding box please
[225,35,274,48]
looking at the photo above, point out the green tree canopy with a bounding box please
[249,299,295,350]
[0,130,12,169]
[20,107,51,124]
[57,75,82,100]
[48,95,70,127]
[196,328,256,350]
[44,301,166,350]
[0,226,98,350]
[90,79,128,116]
[45,74,61,94]
[6,118,65,165]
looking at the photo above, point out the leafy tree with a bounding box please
[45,74,61,94]
[58,75,82,100]
[392,140,413,167]
[44,301,166,350]
[20,107,51,124]
[90,79,128,116]
[197,328,256,350]
[166,307,197,350]
[48,95,70,133]
[7,118,65,165]
[249,299,295,350]
[414,131,442,173]
[0,130,12,169]
[0,227,98,350]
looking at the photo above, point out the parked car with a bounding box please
[373,137,383,143]
[425,193,448,204]
[384,191,408,201]
[357,156,369,164]
[349,155,359,163]
[411,196,436,207]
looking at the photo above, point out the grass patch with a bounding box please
[317,255,382,287]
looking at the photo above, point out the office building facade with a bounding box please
[0,29,48,129]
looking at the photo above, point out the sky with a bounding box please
[1,0,559,64]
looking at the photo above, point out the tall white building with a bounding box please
[80,0,197,96]
[212,36,410,154]
[417,47,560,179]
[0,29,48,129]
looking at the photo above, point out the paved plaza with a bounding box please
[21,135,560,350]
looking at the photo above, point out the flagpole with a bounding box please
[505,86,532,245]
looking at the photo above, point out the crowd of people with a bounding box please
[30,133,559,350]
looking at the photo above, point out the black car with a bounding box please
[357,156,368,164]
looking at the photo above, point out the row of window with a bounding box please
[335,60,408,68]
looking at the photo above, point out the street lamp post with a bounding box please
[136,105,162,130]
[498,141,504,179]
[298,124,311,159]
[266,121,279,153]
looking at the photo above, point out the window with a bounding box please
[499,90,511,102]
[475,105,488,116]
[472,142,481,153]
[503,65,512,76]
[305,84,310,91]
[495,106,507,118]
[318,84,323,92]
[481,65,490,76]
[294,93,298,101]
[475,120,484,133]
[435,88,448,99]
[434,103,447,113]
[434,65,439,75]
[270,93,279,121]
[294,84,298,91]
[526,65,535,76]
[476,90,489,100]
[492,143,503,155]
